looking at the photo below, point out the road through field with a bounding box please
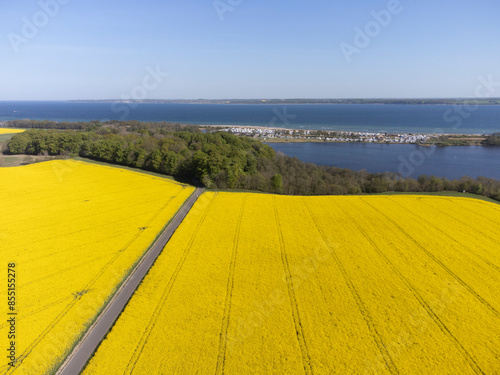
[56,187,204,375]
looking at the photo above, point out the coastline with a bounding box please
[1,120,493,146]
[201,125,488,146]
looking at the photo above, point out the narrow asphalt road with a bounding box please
[57,187,204,375]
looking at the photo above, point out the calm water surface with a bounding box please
[1,101,499,134]
[269,142,500,180]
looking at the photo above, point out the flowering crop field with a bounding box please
[83,192,500,374]
[0,160,194,374]
[0,128,25,134]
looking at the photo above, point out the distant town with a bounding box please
[207,125,491,146]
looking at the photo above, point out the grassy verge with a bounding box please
[0,133,14,143]
[208,188,499,205]
[0,154,62,167]
[372,191,500,204]
[0,133,14,154]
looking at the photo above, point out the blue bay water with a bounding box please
[1,101,499,180]
[268,142,500,180]
[1,101,500,134]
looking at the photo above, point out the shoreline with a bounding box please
[1,120,493,146]
[200,124,487,136]
[201,125,489,146]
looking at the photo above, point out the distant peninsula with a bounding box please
[67,98,500,105]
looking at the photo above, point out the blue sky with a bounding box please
[1,0,499,100]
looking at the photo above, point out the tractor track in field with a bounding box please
[433,199,500,235]
[361,198,500,319]
[304,201,400,375]
[56,187,205,375]
[274,198,314,375]
[413,197,499,246]
[385,197,500,274]
[19,194,179,270]
[346,201,485,375]
[452,198,500,215]
[2,298,80,374]
[415,198,500,253]
[5,240,129,374]
[5,194,183,374]
[19,195,179,294]
[124,190,215,375]
[6,183,182,233]
[215,196,246,375]
[0,296,71,333]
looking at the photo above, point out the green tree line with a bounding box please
[483,133,500,146]
[4,119,194,132]
[5,125,500,200]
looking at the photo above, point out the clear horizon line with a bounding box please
[2,97,500,102]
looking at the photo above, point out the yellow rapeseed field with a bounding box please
[83,193,500,374]
[0,160,194,374]
[0,129,25,134]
